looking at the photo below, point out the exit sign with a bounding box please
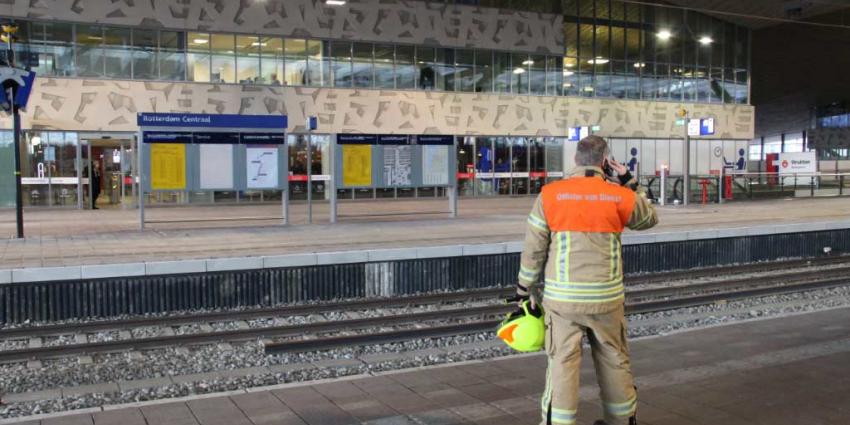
[675,119,686,126]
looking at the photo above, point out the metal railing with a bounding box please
[638,172,850,204]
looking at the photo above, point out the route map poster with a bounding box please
[422,145,449,185]
[246,147,279,189]
[150,143,186,190]
[343,145,372,187]
[383,145,413,186]
[199,144,234,189]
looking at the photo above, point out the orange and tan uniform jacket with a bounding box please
[517,166,658,314]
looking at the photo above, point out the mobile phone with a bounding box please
[603,156,617,177]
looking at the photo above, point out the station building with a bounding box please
[0,0,754,209]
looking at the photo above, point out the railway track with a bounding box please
[3,254,845,341]
[0,256,847,362]
[265,274,850,354]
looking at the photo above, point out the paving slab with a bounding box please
[91,409,147,425]
[7,307,850,425]
[4,197,850,269]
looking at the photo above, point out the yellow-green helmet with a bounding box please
[497,300,545,352]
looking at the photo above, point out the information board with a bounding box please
[246,147,279,189]
[342,145,373,187]
[422,145,449,185]
[150,143,186,190]
[199,144,234,189]
[383,145,413,186]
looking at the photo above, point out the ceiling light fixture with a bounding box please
[587,56,609,65]
[633,62,646,68]
[326,0,347,5]
[192,38,209,44]
[657,30,672,40]
[522,59,534,65]
[513,67,526,74]
[699,36,713,45]
[563,70,575,76]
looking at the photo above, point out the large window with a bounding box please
[8,10,749,104]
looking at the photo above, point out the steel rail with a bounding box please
[264,276,850,354]
[3,255,846,340]
[2,260,849,362]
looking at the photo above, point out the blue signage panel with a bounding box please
[415,135,454,145]
[241,133,286,144]
[378,134,411,145]
[14,70,36,109]
[142,132,193,144]
[700,118,715,136]
[568,127,580,141]
[138,113,287,129]
[337,134,378,144]
[193,132,240,144]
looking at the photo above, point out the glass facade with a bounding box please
[10,7,749,103]
[458,136,566,197]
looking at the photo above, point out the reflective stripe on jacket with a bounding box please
[517,166,658,314]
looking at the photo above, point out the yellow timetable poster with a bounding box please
[150,143,186,190]
[342,145,372,187]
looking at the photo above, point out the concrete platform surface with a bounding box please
[2,196,850,268]
[6,306,850,425]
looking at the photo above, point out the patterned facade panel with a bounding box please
[3,0,563,54]
[9,78,755,140]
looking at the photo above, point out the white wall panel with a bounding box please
[669,139,684,175]
[639,139,655,176]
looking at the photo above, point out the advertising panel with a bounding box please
[150,143,186,190]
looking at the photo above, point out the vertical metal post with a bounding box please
[138,131,145,230]
[282,145,289,225]
[306,131,313,224]
[718,164,724,204]
[120,142,126,208]
[683,118,690,206]
[11,86,23,238]
[660,166,666,206]
[76,138,83,209]
[329,136,337,224]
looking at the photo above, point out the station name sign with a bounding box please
[337,134,454,145]
[138,113,287,129]
[143,131,285,144]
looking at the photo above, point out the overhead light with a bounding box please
[699,36,713,45]
[251,42,268,47]
[563,70,574,76]
[657,30,672,40]
[583,86,594,92]
[587,56,609,65]
[633,62,646,68]
[325,0,346,5]
[522,60,534,65]
[87,35,103,41]
[563,83,573,88]
[513,67,526,74]
[563,62,575,68]
[192,38,208,44]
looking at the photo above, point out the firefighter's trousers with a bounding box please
[539,303,636,425]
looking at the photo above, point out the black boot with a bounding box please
[592,416,636,425]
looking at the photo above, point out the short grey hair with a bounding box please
[575,135,609,166]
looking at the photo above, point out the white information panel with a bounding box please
[383,145,413,186]
[199,144,234,189]
[422,145,449,185]
[247,147,279,189]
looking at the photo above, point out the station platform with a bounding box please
[2,196,850,269]
[7,305,849,425]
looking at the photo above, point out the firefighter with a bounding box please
[516,135,658,425]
